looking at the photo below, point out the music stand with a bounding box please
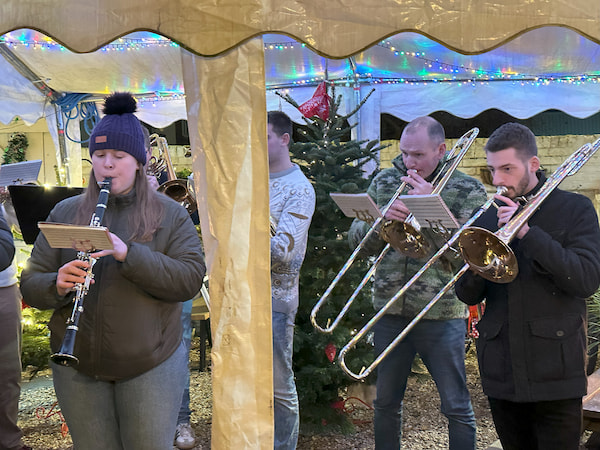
[330,192,382,224]
[0,160,42,185]
[8,185,84,244]
[38,222,113,251]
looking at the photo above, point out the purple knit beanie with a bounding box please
[89,92,146,165]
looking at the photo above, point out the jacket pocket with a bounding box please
[528,314,585,382]
[476,319,508,382]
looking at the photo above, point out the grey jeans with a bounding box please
[52,340,188,450]
[0,284,23,450]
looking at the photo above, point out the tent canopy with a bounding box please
[1,0,600,57]
[2,26,600,129]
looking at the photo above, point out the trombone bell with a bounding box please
[457,226,518,283]
[380,220,431,258]
[157,179,197,216]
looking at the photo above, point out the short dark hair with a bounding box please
[485,122,538,159]
[402,116,445,146]
[268,111,293,139]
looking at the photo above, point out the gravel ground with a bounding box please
[18,340,505,450]
[18,337,600,449]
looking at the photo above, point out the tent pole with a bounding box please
[54,104,71,185]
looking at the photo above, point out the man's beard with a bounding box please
[508,172,533,199]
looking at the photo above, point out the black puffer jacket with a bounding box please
[21,189,205,381]
[455,176,600,402]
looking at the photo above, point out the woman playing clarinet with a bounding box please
[20,92,206,450]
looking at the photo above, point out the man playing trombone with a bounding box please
[349,116,487,450]
[455,123,600,450]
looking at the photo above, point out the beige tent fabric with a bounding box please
[181,39,274,449]
[1,1,599,56]
[4,2,600,448]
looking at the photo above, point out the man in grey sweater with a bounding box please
[268,111,315,450]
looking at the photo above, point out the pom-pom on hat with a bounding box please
[89,92,146,165]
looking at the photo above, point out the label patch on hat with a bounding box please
[95,136,107,143]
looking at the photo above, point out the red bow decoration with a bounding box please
[298,82,330,120]
[324,342,337,363]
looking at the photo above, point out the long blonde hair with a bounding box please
[75,165,164,242]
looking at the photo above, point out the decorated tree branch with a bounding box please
[276,82,388,432]
[3,132,28,164]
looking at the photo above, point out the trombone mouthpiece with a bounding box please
[490,186,508,209]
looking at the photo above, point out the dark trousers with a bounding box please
[488,396,582,450]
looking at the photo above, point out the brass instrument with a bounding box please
[51,177,112,366]
[339,137,600,381]
[380,127,479,258]
[310,127,479,334]
[458,138,600,283]
[147,133,197,215]
[338,186,506,380]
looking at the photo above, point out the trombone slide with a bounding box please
[338,188,505,380]
[340,137,600,380]
[311,128,480,335]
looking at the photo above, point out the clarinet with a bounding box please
[51,177,112,366]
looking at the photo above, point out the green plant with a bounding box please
[3,132,28,164]
[588,290,600,375]
[21,307,53,378]
[177,168,192,179]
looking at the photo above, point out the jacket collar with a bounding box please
[107,187,136,209]
[519,170,546,204]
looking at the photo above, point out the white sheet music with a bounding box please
[330,193,382,223]
[398,194,459,229]
[0,160,42,185]
[38,222,114,251]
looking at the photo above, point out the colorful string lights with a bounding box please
[1,32,598,90]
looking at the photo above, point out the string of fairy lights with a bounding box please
[1,33,599,100]
[266,39,600,87]
[0,34,180,51]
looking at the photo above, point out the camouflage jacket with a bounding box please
[348,154,487,319]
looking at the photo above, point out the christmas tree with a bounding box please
[277,83,388,432]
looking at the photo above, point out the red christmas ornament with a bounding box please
[324,342,337,362]
[330,399,345,412]
[298,82,330,120]
[468,305,481,339]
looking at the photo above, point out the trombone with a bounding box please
[338,138,600,381]
[147,133,198,215]
[310,127,479,334]
[458,138,600,283]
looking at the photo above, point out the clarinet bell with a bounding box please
[50,352,79,367]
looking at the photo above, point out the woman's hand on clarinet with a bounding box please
[90,232,128,262]
[56,260,91,296]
